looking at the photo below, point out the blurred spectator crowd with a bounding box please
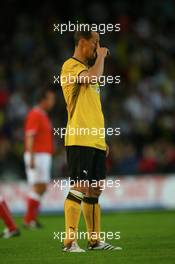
[0,0,175,180]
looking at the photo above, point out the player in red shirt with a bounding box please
[23,88,56,228]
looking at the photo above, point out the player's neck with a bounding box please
[73,50,87,65]
[37,103,47,113]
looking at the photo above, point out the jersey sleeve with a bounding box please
[25,111,40,135]
[61,60,87,87]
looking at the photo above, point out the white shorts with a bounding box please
[24,152,52,185]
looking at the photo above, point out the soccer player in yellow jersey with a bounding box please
[61,29,119,252]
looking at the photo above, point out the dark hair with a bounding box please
[74,30,93,46]
[37,88,55,102]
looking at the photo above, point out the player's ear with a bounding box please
[79,38,85,47]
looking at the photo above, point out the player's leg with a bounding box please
[23,153,51,228]
[83,185,120,250]
[82,148,104,247]
[63,188,85,252]
[23,183,47,227]
[0,196,20,238]
[82,148,122,250]
[82,185,102,246]
[63,146,87,252]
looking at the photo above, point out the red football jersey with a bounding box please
[24,107,54,154]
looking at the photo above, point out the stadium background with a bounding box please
[1,0,175,179]
[0,0,175,212]
[0,1,175,263]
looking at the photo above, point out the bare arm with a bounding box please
[106,143,110,157]
[25,134,35,168]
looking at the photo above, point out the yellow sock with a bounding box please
[64,192,82,246]
[82,197,101,245]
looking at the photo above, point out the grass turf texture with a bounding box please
[0,210,174,264]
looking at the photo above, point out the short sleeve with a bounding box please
[61,60,87,87]
[25,111,40,135]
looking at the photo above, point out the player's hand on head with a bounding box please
[96,46,109,58]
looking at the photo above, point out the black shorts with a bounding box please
[66,146,106,182]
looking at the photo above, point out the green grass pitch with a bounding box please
[0,210,174,264]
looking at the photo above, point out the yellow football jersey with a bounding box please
[60,57,106,150]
